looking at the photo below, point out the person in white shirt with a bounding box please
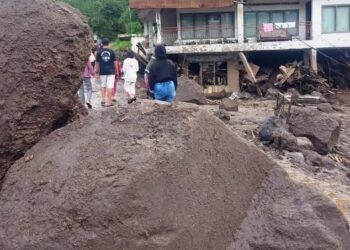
[122,51,139,104]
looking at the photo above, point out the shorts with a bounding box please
[100,75,115,89]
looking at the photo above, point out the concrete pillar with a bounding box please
[236,3,244,43]
[310,49,318,73]
[143,22,148,36]
[227,61,240,93]
[303,49,310,67]
[156,10,162,44]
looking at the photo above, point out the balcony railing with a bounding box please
[157,22,312,46]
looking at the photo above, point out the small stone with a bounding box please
[296,137,313,150]
[317,103,333,113]
[219,98,239,112]
[285,152,305,165]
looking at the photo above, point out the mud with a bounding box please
[0,0,92,182]
[0,101,273,250]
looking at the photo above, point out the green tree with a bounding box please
[62,0,142,40]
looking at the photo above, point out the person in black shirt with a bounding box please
[95,38,117,107]
[148,45,177,103]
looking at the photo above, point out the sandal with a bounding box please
[105,103,114,107]
[127,97,137,104]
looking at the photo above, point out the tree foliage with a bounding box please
[62,0,142,40]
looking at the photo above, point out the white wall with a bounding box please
[312,0,350,48]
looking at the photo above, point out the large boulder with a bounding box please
[175,77,207,105]
[0,0,92,180]
[229,168,350,249]
[288,108,341,155]
[0,101,273,250]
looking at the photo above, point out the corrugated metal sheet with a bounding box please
[129,0,234,9]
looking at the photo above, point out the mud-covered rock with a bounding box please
[229,168,350,250]
[0,101,273,250]
[271,130,298,151]
[296,137,314,150]
[302,150,338,170]
[0,0,92,181]
[175,77,207,105]
[317,103,334,113]
[289,108,341,155]
[219,98,239,112]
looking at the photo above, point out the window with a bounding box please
[180,12,234,40]
[244,10,299,38]
[323,6,350,33]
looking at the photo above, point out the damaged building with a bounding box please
[130,0,350,95]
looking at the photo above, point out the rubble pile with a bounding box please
[240,57,350,96]
[0,0,92,182]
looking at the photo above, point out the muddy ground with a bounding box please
[1,78,347,249]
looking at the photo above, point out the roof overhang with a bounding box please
[129,0,235,9]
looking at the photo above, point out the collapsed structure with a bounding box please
[130,0,350,95]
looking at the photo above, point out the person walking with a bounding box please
[122,50,139,104]
[95,38,117,107]
[78,55,95,109]
[148,45,177,103]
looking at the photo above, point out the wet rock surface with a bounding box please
[0,0,92,181]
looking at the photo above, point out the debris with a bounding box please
[219,98,239,112]
[289,107,341,155]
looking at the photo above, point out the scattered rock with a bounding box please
[296,137,314,150]
[175,77,207,105]
[258,117,286,143]
[317,103,334,113]
[302,150,337,169]
[265,88,280,99]
[285,152,305,165]
[271,130,298,152]
[289,107,341,155]
[311,91,327,103]
[219,98,239,112]
[0,100,273,249]
[215,109,231,121]
[237,92,253,100]
[0,0,92,181]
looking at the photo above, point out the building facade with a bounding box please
[130,0,350,94]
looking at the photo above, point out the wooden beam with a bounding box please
[239,52,263,96]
